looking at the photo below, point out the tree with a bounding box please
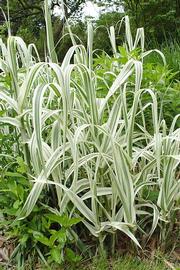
[0,0,86,47]
[0,0,44,35]
[123,0,180,43]
[51,0,86,43]
[93,11,124,53]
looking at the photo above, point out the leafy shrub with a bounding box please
[0,156,82,268]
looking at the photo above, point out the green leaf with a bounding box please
[20,234,29,245]
[13,200,21,209]
[46,214,71,227]
[17,157,28,174]
[65,248,82,263]
[50,247,62,264]
[33,231,50,246]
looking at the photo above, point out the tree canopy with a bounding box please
[123,0,180,43]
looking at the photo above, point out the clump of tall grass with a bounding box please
[0,0,179,252]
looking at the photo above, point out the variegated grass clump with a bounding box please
[0,0,179,251]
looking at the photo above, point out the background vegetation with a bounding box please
[0,0,179,269]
